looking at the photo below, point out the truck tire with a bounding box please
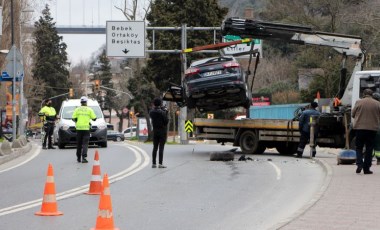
[58,142,65,149]
[239,130,265,154]
[275,142,298,155]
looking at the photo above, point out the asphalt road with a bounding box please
[0,140,325,230]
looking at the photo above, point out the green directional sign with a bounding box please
[185,120,193,133]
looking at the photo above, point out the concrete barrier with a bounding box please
[19,135,27,146]
[11,139,23,148]
[0,140,13,156]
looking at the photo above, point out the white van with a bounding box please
[53,98,108,149]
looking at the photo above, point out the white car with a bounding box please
[123,126,137,139]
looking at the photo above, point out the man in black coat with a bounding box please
[149,98,169,168]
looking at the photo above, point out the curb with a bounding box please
[271,149,334,230]
[0,142,33,165]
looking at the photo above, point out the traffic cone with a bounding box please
[91,174,119,230]
[35,163,63,216]
[85,150,102,195]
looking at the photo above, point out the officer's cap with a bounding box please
[80,96,88,103]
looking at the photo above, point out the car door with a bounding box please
[162,85,186,107]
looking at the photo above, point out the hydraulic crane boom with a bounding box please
[222,18,362,56]
[221,17,365,106]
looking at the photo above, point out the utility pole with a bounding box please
[11,0,17,141]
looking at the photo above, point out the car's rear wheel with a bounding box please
[116,137,121,142]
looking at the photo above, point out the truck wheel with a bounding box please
[276,143,298,155]
[239,130,264,154]
[99,141,108,148]
[58,143,65,149]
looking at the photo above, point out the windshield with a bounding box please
[61,106,104,119]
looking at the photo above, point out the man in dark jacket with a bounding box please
[296,101,321,158]
[149,98,169,168]
[352,88,380,174]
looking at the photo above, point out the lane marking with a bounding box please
[268,161,282,180]
[0,144,149,216]
[0,145,41,174]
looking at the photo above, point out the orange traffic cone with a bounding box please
[91,174,119,230]
[85,150,102,195]
[35,163,63,216]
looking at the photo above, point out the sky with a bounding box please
[37,0,149,65]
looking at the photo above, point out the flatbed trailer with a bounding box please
[192,116,347,155]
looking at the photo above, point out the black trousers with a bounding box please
[152,131,167,165]
[355,129,377,170]
[296,130,317,157]
[43,123,54,148]
[76,130,90,159]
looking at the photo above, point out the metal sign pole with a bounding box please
[12,46,17,141]
[180,24,188,144]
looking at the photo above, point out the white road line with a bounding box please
[0,145,41,174]
[0,144,149,216]
[268,161,282,180]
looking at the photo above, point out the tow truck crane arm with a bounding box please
[221,17,364,106]
[222,18,362,57]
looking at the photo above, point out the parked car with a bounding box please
[107,130,125,142]
[163,56,252,112]
[123,126,137,139]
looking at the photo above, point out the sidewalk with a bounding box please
[277,148,380,230]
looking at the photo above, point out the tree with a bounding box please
[94,49,116,123]
[31,4,70,110]
[257,0,370,102]
[145,0,228,91]
[137,0,228,140]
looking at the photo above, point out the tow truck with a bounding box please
[165,17,370,155]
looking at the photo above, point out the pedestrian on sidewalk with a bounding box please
[149,97,169,168]
[352,88,380,174]
[296,101,321,158]
[72,96,97,163]
[38,98,57,150]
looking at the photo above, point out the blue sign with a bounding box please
[0,71,23,82]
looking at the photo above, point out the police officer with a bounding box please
[38,98,57,150]
[149,98,169,168]
[72,96,97,163]
[296,101,321,158]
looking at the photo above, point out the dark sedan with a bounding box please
[182,56,252,112]
[107,130,125,142]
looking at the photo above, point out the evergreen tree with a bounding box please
[95,49,116,122]
[144,0,228,91]
[31,4,70,109]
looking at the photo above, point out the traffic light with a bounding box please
[69,88,74,98]
[94,80,100,90]
[129,111,134,119]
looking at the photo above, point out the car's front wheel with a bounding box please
[116,137,121,142]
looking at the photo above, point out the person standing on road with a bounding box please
[149,98,169,168]
[38,98,57,150]
[352,88,380,174]
[296,101,321,158]
[72,96,97,163]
